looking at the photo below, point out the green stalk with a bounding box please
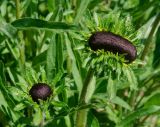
[15,0,20,19]
[39,106,45,127]
[140,13,160,62]
[39,111,44,127]
[15,0,25,73]
[76,110,88,127]
[76,68,94,127]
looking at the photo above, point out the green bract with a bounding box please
[78,12,140,77]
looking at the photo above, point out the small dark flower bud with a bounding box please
[29,83,52,102]
[88,31,137,63]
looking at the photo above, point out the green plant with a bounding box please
[0,0,160,127]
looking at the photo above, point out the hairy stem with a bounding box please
[140,13,160,62]
[76,68,94,127]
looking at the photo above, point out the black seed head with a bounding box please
[29,83,52,103]
[88,31,137,63]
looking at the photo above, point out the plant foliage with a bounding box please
[0,0,160,126]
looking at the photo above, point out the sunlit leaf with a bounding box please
[111,96,132,111]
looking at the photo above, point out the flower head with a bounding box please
[29,83,52,103]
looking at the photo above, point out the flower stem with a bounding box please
[39,107,45,127]
[140,13,160,62]
[76,68,94,127]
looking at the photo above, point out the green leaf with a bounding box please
[51,101,68,107]
[86,75,96,103]
[0,91,8,109]
[0,61,6,83]
[88,0,103,10]
[32,50,47,68]
[6,41,18,60]
[0,77,18,122]
[144,93,160,107]
[40,66,47,82]
[64,33,83,94]
[0,72,15,108]
[87,111,100,127]
[64,116,72,127]
[111,96,132,111]
[69,31,84,40]
[55,85,66,95]
[56,34,64,71]
[46,34,64,81]
[0,22,17,38]
[25,67,38,85]
[52,70,64,85]
[1,105,18,123]
[117,105,160,127]
[123,66,137,90]
[105,105,121,123]
[11,18,77,31]
[46,35,56,82]
[0,1,7,17]
[14,103,26,111]
[33,107,42,126]
[107,73,116,99]
[72,62,83,93]
[153,27,160,68]
[74,0,91,23]
[48,0,57,12]
[6,67,16,84]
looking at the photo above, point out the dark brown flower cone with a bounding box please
[89,31,137,63]
[29,83,52,103]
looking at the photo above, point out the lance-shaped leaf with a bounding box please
[11,18,77,31]
[117,105,160,127]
